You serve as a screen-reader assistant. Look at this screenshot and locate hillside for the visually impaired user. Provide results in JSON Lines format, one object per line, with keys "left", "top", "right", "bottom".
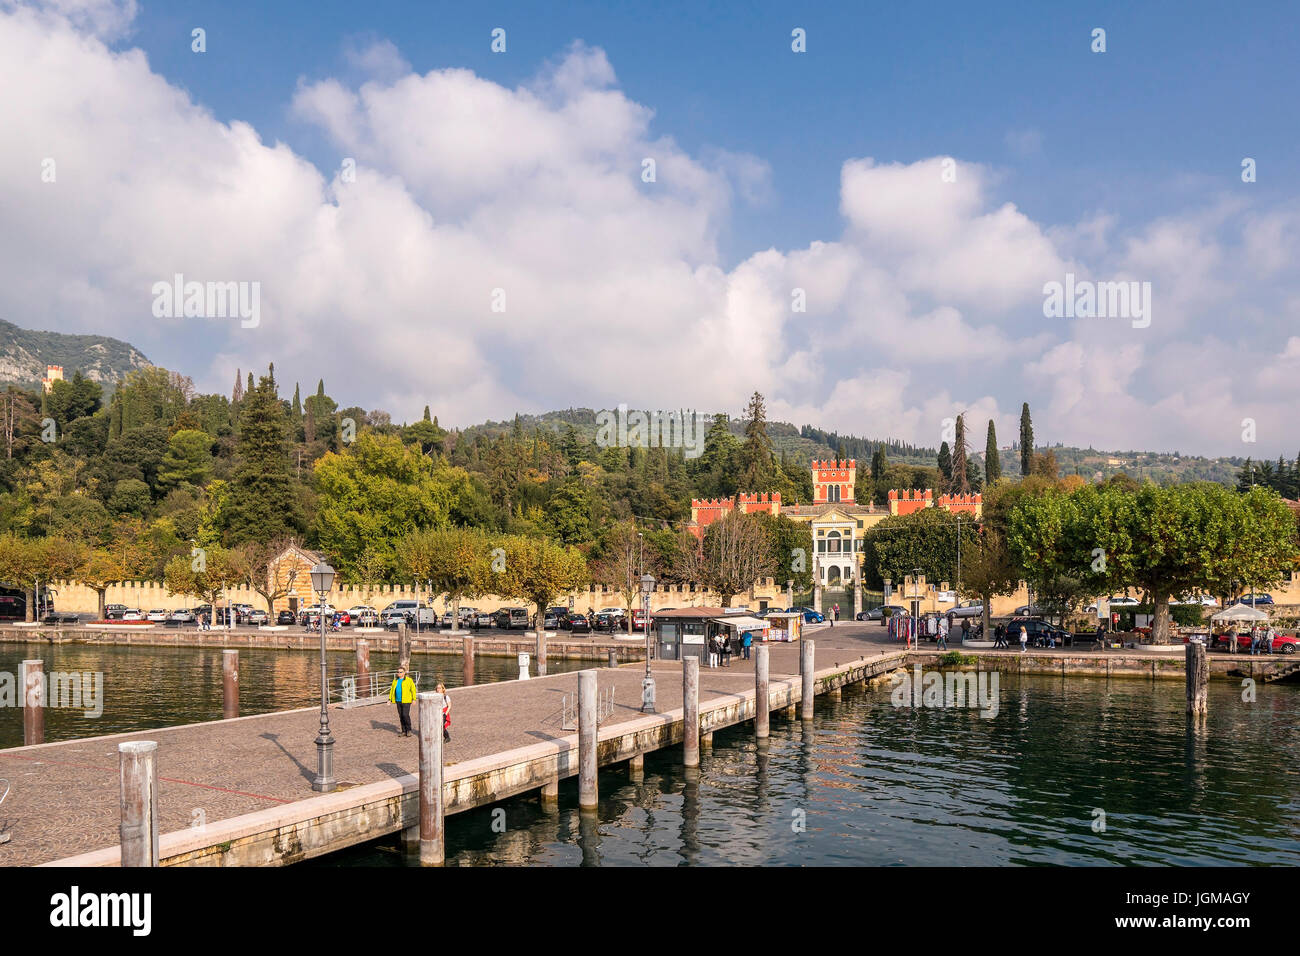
{"left": 0, "top": 318, "right": 152, "bottom": 392}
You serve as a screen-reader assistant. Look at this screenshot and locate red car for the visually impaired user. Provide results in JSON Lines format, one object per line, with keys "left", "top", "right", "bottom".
{"left": 1209, "top": 631, "right": 1297, "bottom": 654}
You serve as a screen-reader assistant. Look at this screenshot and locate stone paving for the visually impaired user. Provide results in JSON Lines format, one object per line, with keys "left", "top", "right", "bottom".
{"left": 0, "top": 623, "right": 882, "bottom": 866}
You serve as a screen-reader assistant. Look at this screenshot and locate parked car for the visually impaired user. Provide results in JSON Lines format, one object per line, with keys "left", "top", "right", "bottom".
{"left": 103, "top": 603, "right": 128, "bottom": 620}
{"left": 145, "top": 609, "right": 169, "bottom": 622}
{"left": 441, "top": 606, "right": 477, "bottom": 628}
{"left": 380, "top": 601, "right": 436, "bottom": 626}
{"left": 121, "top": 608, "right": 143, "bottom": 621}
{"left": 471, "top": 610, "right": 495, "bottom": 629}
{"left": 350, "top": 608, "right": 379, "bottom": 627}
{"left": 494, "top": 607, "right": 530, "bottom": 630}
{"left": 1212, "top": 630, "right": 1296, "bottom": 654}
{"left": 950, "top": 601, "right": 984, "bottom": 618}
{"left": 246, "top": 609, "right": 269, "bottom": 626}
{"left": 1232, "top": 593, "right": 1275, "bottom": 607}
{"left": 276, "top": 610, "right": 296, "bottom": 626}
{"left": 543, "top": 606, "right": 569, "bottom": 629}
{"left": 594, "top": 609, "right": 625, "bottom": 632}
{"left": 1171, "top": 594, "right": 1219, "bottom": 607}
{"left": 166, "top": 608, "right": 196, "bottom": 625}
{"left": 788, "top": 606, "right": 825, "bottom": 624}
{"left": 299, "top": 604, "right": 337, "bottom": 624}
{"left": 566, "top": 612, "right": 591, "bottom": 634}
{"left": 1005, "top": 617, "right": 1073, "bottom": 647}
{"left": 859, "top": 604, "right": 907, "bottom": 622}
{"left": 345, "top": 605, "right": 377, "bottom": 622}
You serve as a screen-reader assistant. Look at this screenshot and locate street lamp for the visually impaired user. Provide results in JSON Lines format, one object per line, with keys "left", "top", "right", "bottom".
{"left": 310, "top": 561, "right": 337, "bottom": 792}
{"left": 640, "top": 572, "right": 656, "bottom": 713}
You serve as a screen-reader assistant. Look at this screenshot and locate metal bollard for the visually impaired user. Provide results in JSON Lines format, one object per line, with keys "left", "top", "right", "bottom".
{"left": 222, "top": 649, "right": 239, "bottom": 719}
{"left": 683, "top": 656, "right": 700, "bottom": 767}
{"left": 755, "top": 644, "right": 770, "bottom": 739}
{"left": 119, "top": 741, "right": 159, "bottom": 867}
{"left": 417, "top": 691, "right": 445, "bottom": 865}
{"left": 578, "top": 670, "right": 598, "bottom": 810}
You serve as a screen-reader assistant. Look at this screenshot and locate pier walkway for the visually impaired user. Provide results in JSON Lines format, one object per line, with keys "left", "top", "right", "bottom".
{"left": 0, "top": 625, "right": 891, "bottom": 866}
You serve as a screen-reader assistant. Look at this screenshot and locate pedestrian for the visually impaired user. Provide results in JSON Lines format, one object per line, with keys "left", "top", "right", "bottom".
{"left": 721, "top": 633, "right": 733, "bottom": 667}
{"left": 1019, "top": 624, "right": 1029, "bottom": 654}
{"left": 833, "top": 603, "right": 839, "bottom": 626}
{"left": 742, "top": 630, "right": 753, "bottom": 660}
{"left": 435, "top": 681, "right": 451, "bottom": 742}
{"left": 936, "top": 617, "right": 948, "bottom": 650}
{"left": 1264, "top": 625, "right": 1275, "bottom": 656}
{"left": 388, "top": 665, "right": 417, "bottom": 737}
{"left": 1249, "top": 624, "right": 1260, "bottom": 656}
{"left": 708, "top": 633, "right": 719, "bottom": 668}
{"left": 961, "top": 618, "right": 971, "bottom": 641}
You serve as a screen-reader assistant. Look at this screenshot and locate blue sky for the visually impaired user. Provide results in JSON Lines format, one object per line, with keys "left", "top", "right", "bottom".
{"left": 129, "top": 0, "right": 1295, "bottom": 262}
{"left": 2, "top": 0, "right": 1298, "bottom": 457}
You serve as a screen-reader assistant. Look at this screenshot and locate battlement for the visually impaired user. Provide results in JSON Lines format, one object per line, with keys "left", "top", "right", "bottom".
{"left": 810, "top": 459, "right": 855, "bottom": 471}
{"left": 736, "top": 492, "right": 781, "bottom": 505}
{"left": 937, "top": 493, "right": 982, "bottom": 507}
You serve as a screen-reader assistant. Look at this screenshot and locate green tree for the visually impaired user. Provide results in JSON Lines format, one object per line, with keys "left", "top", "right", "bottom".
{"left": 738, "top": 391, "right": 778, "bottom": 492}
{"left": 396, "top": 526, "right": 494, "bottom": 629}
{"left": 495, "top": 534, "right": 589, "bottom": 629}
{"left": 223, "top": 368, "right": 304, "bottom": 544}
{"left": 313, "top": 432, "right": 473, "bottom": 577}
{"left": 1019, "top": 403, "right": 1034, "bottom": 477}
{"left": 937, "top": 441, "right": 952, "bottom": 487}
{"left": 984, "top": 420, "right": 1001, "bottom": 483}
{"left": 951, "top": 414, "right": 969, "bottom": 494}
{"left": 45, "top": 372, "right": 102, "bottom": 426}
{"left": 157, "top": 428, "right": 214, "bottom": 491}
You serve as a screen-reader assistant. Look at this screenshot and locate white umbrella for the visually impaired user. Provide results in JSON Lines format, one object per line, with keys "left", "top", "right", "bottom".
{"left": 1210, "top": 604, "right": 1269, "bottom": 622}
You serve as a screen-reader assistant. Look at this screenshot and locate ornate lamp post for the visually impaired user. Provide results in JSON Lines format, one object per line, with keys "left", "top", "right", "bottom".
{"left": 640, "top": 572, "right": 656, "bottom": 713}
{"left": 310, "top": 561, "right": 337, "bottom": 792}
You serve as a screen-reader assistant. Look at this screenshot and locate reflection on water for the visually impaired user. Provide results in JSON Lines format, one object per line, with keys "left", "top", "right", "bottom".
{"left": 0, "top": 641, "right": 585, "bottom": 748}
{"left": 317, "top": 674, "right": 1300, "bottom": 867}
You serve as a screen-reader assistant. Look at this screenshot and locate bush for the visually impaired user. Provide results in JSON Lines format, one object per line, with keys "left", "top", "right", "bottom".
{"left": 937, "top": 650, "right": 976, "bottom": 666}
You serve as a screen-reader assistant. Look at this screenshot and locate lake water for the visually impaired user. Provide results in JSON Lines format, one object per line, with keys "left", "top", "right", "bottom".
{"left": 0, "top": 641, "right": 585, "bottom": 749}
{"left": 318, "top": 672, "right": 1300, "bottom": 866}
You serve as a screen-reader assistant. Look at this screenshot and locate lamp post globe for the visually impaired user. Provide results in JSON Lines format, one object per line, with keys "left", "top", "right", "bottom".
{"left": 310, "top": 561, "right": 337, "bottom": 792}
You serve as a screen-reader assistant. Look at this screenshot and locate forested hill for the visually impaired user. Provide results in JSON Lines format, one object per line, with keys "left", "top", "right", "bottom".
{"left": 0, "top": 319, "right": 151, "bottom": 392}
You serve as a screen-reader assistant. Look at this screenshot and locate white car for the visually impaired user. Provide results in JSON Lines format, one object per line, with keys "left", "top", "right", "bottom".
{"left": 1172, "top": 594, "right": 1218, "bottom": 607}
{"left": 122, "top": 608, "right": 143, "bottom": 621}
{"left": 146, "top": 609, "right": 169, "bottom": 622}
{"left": 1084, "top": 596, "right": 1141, "bottom": 612}
{"left": 442, "top": 606, "right": 477, "bottom": 627}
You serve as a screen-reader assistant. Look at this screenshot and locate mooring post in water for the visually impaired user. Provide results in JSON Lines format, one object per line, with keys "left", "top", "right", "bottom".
{"left": 608, "top": 648, "right": 618, "bottom": 668}
{"left": 119, "top": 741, "right": 159, "bottom": 867}
{"left": 540, "top": 775, "right": 559, "bottom": 809}
{"left": 417, "top": 691, "right": 445, "bottom": 865}
{"left": 800, "top": 639, "right": 815, "bottom": 720}
{"left": 1186, "top": 641, "right": 1208, "bottom": 718}
{"left": 701, "top": 731, "right": 713, "bottom": 750}
{"left": 578, "top": 669, "right": 598, "bottom": 810}
{"left": 20, "top": 659, "right": 44, "bottom": 746}
{"left": 629, "top": 752, "right": 644, "bottom": 779}
{"left": 535, "top": 627, "right": 548, "bottom": 677}
{"left": 356, "top": 639, "right": 370, "bottom": 694}
{"left": 397, "top": 621, "right": 411, "bottom": 670}
{"left": 755, "top": 644, "right": 770, "bottom": 739}
{"left": 222, "top": 649, "right": 239, "bottom": 719}
{"left": 683, "top": 655, "right": 700, "bottom": 767}
{"left": 461, "top": 637, "right": 474, "bottom": 687}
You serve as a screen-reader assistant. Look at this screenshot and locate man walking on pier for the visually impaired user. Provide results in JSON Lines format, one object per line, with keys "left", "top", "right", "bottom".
{"left": 389, "top": 666, "right": 417, "bottom": 737}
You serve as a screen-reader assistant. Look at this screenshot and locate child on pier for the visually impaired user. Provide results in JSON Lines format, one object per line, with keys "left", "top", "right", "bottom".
{"left": 436, "top": 682, "right": 451, "bottom": 742}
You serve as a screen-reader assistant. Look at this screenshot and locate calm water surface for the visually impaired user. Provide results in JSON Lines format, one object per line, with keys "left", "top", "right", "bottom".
{"left": 0, "top": 641, "right": 584, "bottom": 748}
{"left": 318, "top": 674, "right": 1300, "bottom": 866}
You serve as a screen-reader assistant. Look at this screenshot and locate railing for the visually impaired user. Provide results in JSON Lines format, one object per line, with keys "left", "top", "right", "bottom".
{"left": 560, "top": 685, "right": 615, "bottom": 731}
{"left": 327, "top": 669, "right": 421, "bottom": 708}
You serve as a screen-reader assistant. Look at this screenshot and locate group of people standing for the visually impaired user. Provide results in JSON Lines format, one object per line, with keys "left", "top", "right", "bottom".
{"left": 889, "top": 611, "right": 972, "bottom": 649}
{"left": 707, "top": 630, "right": 754, "bottom": 667}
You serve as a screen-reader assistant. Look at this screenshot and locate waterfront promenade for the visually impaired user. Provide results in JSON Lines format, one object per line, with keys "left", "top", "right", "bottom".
{"left": 3, "top": 622, "right": 1294, "bottom": 867}
{"left": 0, "top": 624, "right": 892, "bottom": 866}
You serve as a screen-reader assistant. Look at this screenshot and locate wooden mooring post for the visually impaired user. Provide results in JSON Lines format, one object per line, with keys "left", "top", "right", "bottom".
{"left": 118, "top": 741, "right": 159, "bottom": 867}
{"left": 1186, "top": 642, "right": 1208, "bottom": 719}
{"left": 800, "top": 639, "right": 815, "bottom": 720}
{"left": 683, "top": 655, "right": 700, "bottom": 767}
{"left": 578, "top": 670, "right": 598, "bottom": 810}
{"left": 356, "top": 639, "right": 370, "bottom": 691}
{"left": 755, "top": 644, "right": 770, "bottom": 739}
{"left": 461, "top": 637, "right": 474, "bottom": 687}
{"left": 417, "top": 691, "right": 446, "bottom": 865}
{"left": 20, "top": 659, "right": 43, "bottom": 746}
{"left": 222, "top": 649, "right": 239, "bottom": 719}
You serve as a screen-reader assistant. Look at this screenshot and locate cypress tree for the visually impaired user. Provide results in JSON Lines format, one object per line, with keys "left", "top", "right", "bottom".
{"left": 291, "top": 383, "right": 302, "bottom": 420}
{"left": 423, "top": 405, "right": 432, "bottom": 422}
{"left": 951, "top": 414, "right": 969, "bottom": 493}
{"left": 937, "top": 441, "right": 952, "bottom": 486}
{"left": 224, "top": 366, "right": 304, "bottom": 543}
{"left": 985, "top": 420, "right": 1001, "bottom": 483}
{"left": 232, "top": 369, "right": 244, "bottom": 405}
{"left": 1019, "top": 403, "right": 1034, "bottom": 476}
